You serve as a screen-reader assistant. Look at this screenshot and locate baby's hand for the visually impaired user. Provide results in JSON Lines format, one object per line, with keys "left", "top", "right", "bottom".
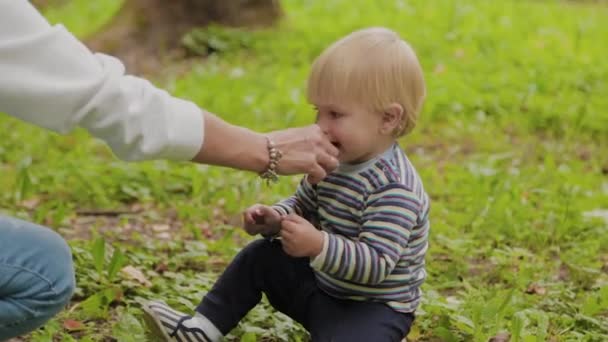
{"left": 242, "top": 204, "right": 282, "bottom": 236}
{"left": 280, "top": 214, "right": 324, "bottom": 257}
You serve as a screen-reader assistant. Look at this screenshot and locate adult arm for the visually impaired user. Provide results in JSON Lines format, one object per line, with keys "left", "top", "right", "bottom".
{"left": 0, "top": 1, "right": 338, "bottom": 180}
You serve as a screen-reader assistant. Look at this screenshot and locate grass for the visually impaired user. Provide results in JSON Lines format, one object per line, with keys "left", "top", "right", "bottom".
{"left": 1, "top": 0, "right": 607, "bottom": 340}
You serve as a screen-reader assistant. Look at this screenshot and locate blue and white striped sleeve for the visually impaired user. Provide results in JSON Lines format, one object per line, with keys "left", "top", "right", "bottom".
{"left": 311, "top": 183, "right": 421, "bottom": 285}
{"left": 272, "top": 177, "right": 317, "bottom": 219}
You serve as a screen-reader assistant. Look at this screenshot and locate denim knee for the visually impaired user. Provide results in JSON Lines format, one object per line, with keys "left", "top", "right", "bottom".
{"left": 0, "top": 217, "right": 75, "bottom": 339}
{"left": 41, "top": 229, "right": 76, "bottom": 311}
{"left": 14, "top": 223, "right": 76, "bottom": 314}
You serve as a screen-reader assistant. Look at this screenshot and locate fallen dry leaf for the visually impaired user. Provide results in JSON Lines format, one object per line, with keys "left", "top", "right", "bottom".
{"left": 156, "top": 232, "right": 171, "bottom": 240}
{"left": 63, "top": 319, "right": 85, "bottom": 331}
{"left": 20, "top": 197, "right": 41, "bottom": 210}
{"left": 526, "top": 283, "right": 547, "bottom": 295}
{"left": 454, "top": 48, "right": 465, "bottom": 59}
{"left": 200, "top": 222, "right": 213, "bottom": 238}
{"left": 121, "top": 265, "right": 152, "bottom": 287}
{"left": 155, "top": 262, "right": 169, "bottom": 274}
{"left": 433, "top": 63, "right": 446, "bottom": 75}
{"left": 152, "top": 223, "right": 170, "bottom": 232}
{"left": 489, "top": 332, "right": 510, "bottom": 342}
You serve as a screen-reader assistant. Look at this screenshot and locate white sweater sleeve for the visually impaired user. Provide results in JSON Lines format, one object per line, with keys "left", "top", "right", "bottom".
{"left": 0, "top": 0, "right": 204, "bottom": 161}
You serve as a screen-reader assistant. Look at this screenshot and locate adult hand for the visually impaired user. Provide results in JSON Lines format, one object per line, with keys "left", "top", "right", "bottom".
{"left": 280, "top": 214, "right": 324, "bottom": 258}
{"left": 242, "top": 204, "right": 282, "bottom": 236}
{"left": 267, "top": 125, "right": 339, "bottom": 184}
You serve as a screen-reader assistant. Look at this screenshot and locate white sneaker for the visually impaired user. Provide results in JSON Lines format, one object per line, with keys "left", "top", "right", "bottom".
{"left": 142, "top": 300, "right": 214, "bottom": 342}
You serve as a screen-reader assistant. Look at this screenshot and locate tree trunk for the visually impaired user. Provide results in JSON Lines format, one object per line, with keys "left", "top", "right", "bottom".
{"left": 87, "top": 0, "right": 282, "bottom": 75}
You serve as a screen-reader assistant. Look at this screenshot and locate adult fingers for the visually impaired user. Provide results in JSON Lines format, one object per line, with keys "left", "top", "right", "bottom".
{"left": 306, "top": 163, "right": 327, "bottom": 185}
{"left": 268, "top": 125, "right": 336, "bottom": 178}
{"left": 316, "top": 149, "right": 339, "bottom": 175}
{"left": 311, "top": 124, "right": 339, "bottom": 157}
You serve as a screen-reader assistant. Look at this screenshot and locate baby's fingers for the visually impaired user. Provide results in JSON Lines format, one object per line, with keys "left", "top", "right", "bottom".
{"left": 258, "top": 206, "right": 281, "bottom": 220}
{"left": 242, "top": 212, "right": 255, "bottom": 226}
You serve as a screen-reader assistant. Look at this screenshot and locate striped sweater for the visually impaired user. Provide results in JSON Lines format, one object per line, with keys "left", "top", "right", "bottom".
{"left": 273, "top": 143, "right": 430, "bottom": 313}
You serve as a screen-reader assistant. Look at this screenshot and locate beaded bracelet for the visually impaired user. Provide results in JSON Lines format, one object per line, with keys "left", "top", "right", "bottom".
{"left": 259, "top": 136, "right": 283, "bottom": 184}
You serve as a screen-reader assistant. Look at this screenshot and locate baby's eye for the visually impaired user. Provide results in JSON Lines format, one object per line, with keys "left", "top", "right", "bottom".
{"left": 329, "top": 111, "right": 342, "bottom": 119}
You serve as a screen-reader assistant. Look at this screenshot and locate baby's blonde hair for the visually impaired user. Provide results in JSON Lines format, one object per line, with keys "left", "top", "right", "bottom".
{"left": 307, "top": 27, "right": 426, "bottom": 136}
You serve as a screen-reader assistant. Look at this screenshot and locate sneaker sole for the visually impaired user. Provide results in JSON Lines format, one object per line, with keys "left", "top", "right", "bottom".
{"left": 142, "top": 301, "right": 174, "bottom": 342}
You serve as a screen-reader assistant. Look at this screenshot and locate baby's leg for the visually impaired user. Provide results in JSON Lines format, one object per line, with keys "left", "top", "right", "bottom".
{"left": 197, "top": 238, "right": 318, "bottom": 333}
{"left": 305, "top": 293, "right": 415, "bottom": 342}
{"left": 144, "top": 238, "right": 317, "bottom": 341}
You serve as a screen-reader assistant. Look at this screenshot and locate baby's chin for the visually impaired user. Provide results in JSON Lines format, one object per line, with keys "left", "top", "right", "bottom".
{"left": 335, "top": 150, "right": 348, "bottom": 163}
{"left": 337, "top": 154, "right": 360, "bottom": 165}
{"left": 340, "top": 152, "right": 378, "bottom": 165}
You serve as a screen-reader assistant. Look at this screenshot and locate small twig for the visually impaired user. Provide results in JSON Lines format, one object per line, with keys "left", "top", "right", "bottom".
{"left": 75, "top": 209, "right": 140, "bottom": 217}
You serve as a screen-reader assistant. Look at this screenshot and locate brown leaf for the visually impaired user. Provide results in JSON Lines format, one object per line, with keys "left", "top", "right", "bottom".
{"left": 434, "top": 253, "right": 452, "bottom": 261}
{"left": 454, "top": 48, "right": 465, "bottom": 59}
{"left": 433, "top": 63, "right": 446, "bottom": 75}
{"left": 207, "top": 256, "right": 229, "bottom": 272}
{"left": 63, "top": 319, "right": 85, "bottom": 331}
{"left": 113, "top": 289, "right": 124, "bottom": 302}
{"left": 489, "top": 332, "right": 510, "bottom": 342}
{"left": 200, "top": 222, "right": 213, "bottom": 238}
{"left": 156, "top": 232, "right": 171, "bottom": 240}
{"left": 577, "top": 147, "right": 591, "bottom": 161}
{"left": 121, "top": 265, "right": 152, "bottom": 287}
{"left": 558, "top": 263, "right": 570, "bottom": 281}
{"left": 155, "top": 262, "right": 169, "bottom": 274}
{"left": 152, "top": 224, "right": 170, "bottom": 232}
{"left": 525, "top": 283, "right": 546, "bottom": 295}
{"left": 76, "top": 208, "right": 134, "bottom": 216}
{"left": 20, "top": 197, "right": 40, "bottom": 210}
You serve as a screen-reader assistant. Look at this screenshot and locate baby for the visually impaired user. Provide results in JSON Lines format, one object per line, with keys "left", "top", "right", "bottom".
{"left": 145, "top": 27, "right": 429, "bottom": 342}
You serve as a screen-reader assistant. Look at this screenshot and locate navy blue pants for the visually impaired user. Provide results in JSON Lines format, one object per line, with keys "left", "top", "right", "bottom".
{"left": 196, "top": 239, "right": 414, "bottom": 341}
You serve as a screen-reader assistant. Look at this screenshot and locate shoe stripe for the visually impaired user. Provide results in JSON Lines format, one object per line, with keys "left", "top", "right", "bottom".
{"left": 150, "top": 302, "right": 184, "bottom": 315}
{"left": 175, "top": 316, "right": 212, "bottom": 342}
{"left": 146, "top": 301, "right": 213, "bottom": 342}
{"left": 186, "top": 329, "right": 207, "bottom": 342}
{"left": 155, "top": 310, "right": 181, "bottom": 328}
{"left": 154, "top": 310, "right": 189, "bottom": 327}
{"left": 193, "top": 330, "right": 210, "bottom": 342}
{"left": 177, "top": 330, "right": 193, "bottom": 342}
{"left": 161, "top": 319, "right": 179, "bottom": 333}
{"left": 179, "top": 326, "right": 212, "bottom": 342}
{"left": 180, "top": 329, "right": 208, "bottom": 342}
{"left": 150, "top": 303, "right": 184, "bottom": 320}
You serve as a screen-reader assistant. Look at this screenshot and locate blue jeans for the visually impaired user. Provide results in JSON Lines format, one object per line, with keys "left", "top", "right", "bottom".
{"left": 0, "top": 216, "right": 75, "bottom": 340}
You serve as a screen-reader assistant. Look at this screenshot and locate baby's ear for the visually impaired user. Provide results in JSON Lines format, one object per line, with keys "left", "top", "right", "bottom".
{"left": 380, "top": 103, "right": 404, "bottom": 135}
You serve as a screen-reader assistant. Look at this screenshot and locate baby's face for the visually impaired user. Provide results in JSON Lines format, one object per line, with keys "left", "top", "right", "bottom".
{"left": 314, "top": 102, "right": 388, "bottom": 164}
